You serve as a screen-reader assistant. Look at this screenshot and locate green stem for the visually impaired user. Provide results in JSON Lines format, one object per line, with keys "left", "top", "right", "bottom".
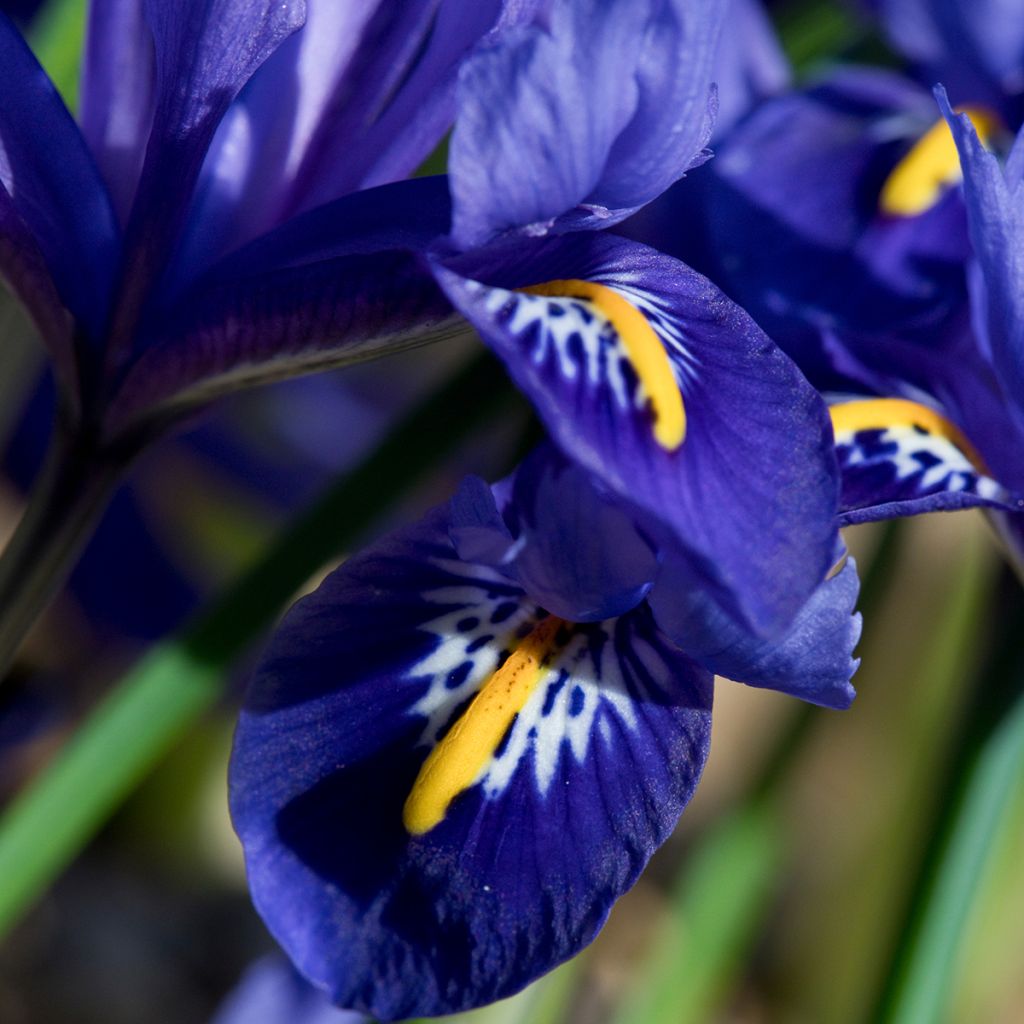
{"left": 0, "top": 430, "right": 123, "bottom": 681}
{"left": 0, "top": 351, "right": 513, "bottom": 936}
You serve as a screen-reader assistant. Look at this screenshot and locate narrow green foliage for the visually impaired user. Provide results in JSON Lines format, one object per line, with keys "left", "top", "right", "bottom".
{"left": 611, "top": 801, "right": 784, "bottom": 1024}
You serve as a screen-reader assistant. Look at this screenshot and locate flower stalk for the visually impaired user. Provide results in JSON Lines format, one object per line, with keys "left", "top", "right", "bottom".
{"left": 0, "top": 425, "right": 126, "bottom": 681}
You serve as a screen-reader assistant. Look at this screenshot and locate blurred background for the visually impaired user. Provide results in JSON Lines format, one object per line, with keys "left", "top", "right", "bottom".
{"left": 1, "top": 0, "right": 1023, "bottom": 1022}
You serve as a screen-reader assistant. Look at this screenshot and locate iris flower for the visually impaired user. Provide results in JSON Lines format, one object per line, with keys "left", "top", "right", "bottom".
{"left": 225, "top": 0, "right": 860, "bottom": 1016}
{"left": 230, "top": 442, "right": 861, "bottom": 1020}
{"left": 635, "top": 0, "right": 1024, "bottom": 559}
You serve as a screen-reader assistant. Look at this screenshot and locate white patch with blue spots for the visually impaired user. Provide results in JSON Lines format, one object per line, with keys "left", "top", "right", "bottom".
{"left": 836, "top": 423, "right": 1005, "bottom": 501}
{"left": 406, "top": 569, "right": 641, "bottom": 802}
{"left": 462, "top": 281, "right": 693, "bottom": 416}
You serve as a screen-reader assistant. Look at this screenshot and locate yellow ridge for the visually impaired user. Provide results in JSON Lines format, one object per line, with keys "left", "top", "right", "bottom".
{"left": 829, "top": 397, "right": 986, "bottom": 472}
{"left": 880, "top": 106, "right": 999, "bottom": 216}
{"left": 403, "top": 616, "right": 566, "bottom": 835}
{"left": 521, "top": 279, "right": 686, "bottom": 450}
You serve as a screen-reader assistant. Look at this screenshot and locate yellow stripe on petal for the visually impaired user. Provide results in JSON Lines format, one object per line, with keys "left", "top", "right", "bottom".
{"left": 879, "top": 107, "right": 999, "bottom": 217}
{"left": 403, "top": 616, "right": 567, "bottom": 835}
{"left": 829, "top": 397, "right": 987, "bottom": 472}
{"left": 521, "top": 279, "right": 686, "bottom": 450}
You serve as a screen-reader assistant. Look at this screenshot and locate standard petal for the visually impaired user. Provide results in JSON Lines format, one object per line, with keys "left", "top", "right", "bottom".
{"left": 0, "top": 195, "right": 76, "bottom": 396}
{"left": 110, "top": 0, "right": 305, "bottom": 344}
{"left": 449, "top": 445, "right": 659, "bottom": 622}
{"left": 650, "top": 557, "right": 861, "bottom": 710}
{"left": 448, "top": 0, "right": 721, "bottom": 248}
{"left": 830, "top": 396, "right": 1024, "bottom": 524}
{"left": 435, "top": 233, "right": 840, "bottom": 637}
{"left": 230, "top": 507, "right": 712, "bottom": 1020}
{"left": 943, "top": 94, "right": 1024, "bottom": 434}
{"left": 104, "top": 177, "right": 460, "bottom": 435}
{"left": 0, "top": 14, "right": 120, "bottom": 350}
{"left": 174, "top": 0, "right": 543, "bottom": 284}
{"left": 80, "top": 0, "right": 156, "bottom": 223}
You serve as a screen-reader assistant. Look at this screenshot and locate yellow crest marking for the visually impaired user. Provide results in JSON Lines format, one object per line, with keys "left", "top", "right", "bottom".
{"left": 879, "top": 107, "right": 999, "bottom": 217}
{"left": 520, "top": 279, "right": 686, "bottom": 450}
{"left": 829, "top": 397, "right": 987, "bottom": 472}
{"left": 403, "top": 615, "right": 567, "bottom": 836}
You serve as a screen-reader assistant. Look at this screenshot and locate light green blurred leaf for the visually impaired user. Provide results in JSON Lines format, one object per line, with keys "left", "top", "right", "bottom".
{"left": 28, "top": 0, "right": 87, "bottom": 113}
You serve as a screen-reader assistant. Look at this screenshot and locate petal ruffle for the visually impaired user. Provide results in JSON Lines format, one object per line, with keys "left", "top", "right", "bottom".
{"left": 435, "top": 233, "right": 840, "bottom": 637}
{"left": 230, "top": 506, "right": 712, "bottom": 1021}
{"left": 448, "top": 0, "right": 721, "bottom": 248}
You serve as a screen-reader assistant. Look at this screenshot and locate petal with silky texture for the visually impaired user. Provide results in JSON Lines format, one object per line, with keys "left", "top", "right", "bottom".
{"left": 230, "top": 505, "right": 712, "bottom": 1021}
{"left": 943, "top": 94, "right": 1024, "bottom": 435}
{"left": 448, "top": 0, "right": 721, "bottom": 248}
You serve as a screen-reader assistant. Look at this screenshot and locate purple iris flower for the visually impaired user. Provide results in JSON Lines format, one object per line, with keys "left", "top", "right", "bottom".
{"left": 631, "top": 0, "right": 1024, "bottom": 560}
{"left": 230, "top": 441, "right": 860, "bottom": 1020}
{"left": 224, "top": 0, "right": 857, "bottom": 1015}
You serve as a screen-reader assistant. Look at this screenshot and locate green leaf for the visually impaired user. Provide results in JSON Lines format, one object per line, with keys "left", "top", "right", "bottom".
{"left": 879, "top": 581, "right": 1024, "bottom": 1024}
{"left": 610, "top": 800, "right": 784, "bottom": 1024}
{"left": 28, "top": 0, "right": 88, "bottom": 113}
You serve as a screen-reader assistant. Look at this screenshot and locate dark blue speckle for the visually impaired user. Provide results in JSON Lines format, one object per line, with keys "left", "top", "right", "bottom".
{"left": 490, "top": 601, "right": 518, "bottom": 625}
{"left": 457, "top": 616, "right": 480, "bottom": 633}
{"left": 446, "top": 661, "right": 473, "bottom": 690}
{"left": 541, "top": 673, "right": 568, "bottom": 716}
{"left": 568, "top": 685, "right": 586, "bottom": 717}
{"left": 466, "top": 633, "right": 494, "bottom": 654}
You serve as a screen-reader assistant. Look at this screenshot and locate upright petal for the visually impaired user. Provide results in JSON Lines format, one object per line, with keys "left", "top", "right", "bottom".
{"left": 175, "top": 0, "right": 537, "bottom": 281}
{"left": 79, "top": 0, "right": 156, "bottom": 223}
{"left": 435, "top": 233, "right": 840, "bottom": 637}
{"left": 943, "top": 93, "right": 1024, "bottom": 434}
{"left": 0, "top": 14, "right": 120, "bottom": 354}
{"left": 230, "top": 506, "right": 712, "bottom": 1020}
{"left": 449, "top": 0, "right": 721, "bottom": 248}
{"left": 109, "top": 0, "right": 305, "bottom": 351}
{"left": 868, "top": 0, "right": 1024, "bottom": 118}
{"left": 709, "top": 0, "right": 789, "bottom": 138}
